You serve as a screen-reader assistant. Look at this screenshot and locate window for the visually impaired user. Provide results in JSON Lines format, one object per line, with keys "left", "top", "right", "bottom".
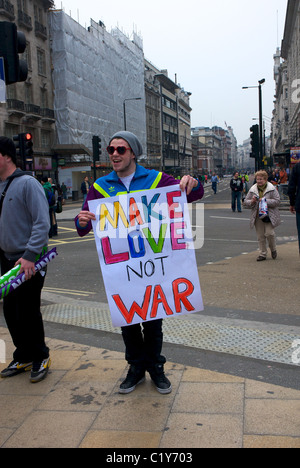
{"left": 34, "top": 5, "right": 43, "bottom": 23}
{"left": 41, "top": 130, "right": 51, "bottom": 148}
{"left": 37, "top": 48, "right": 46, "bottom": 75}
{"left": 25, "top": 83, "right": 32, "bottom": 104}
{"left": 21, "top": 41, "right": 31, "bottom": 70}
{"left": 17, "top": 0, "right": 27, "bottom": 12}
{"left": 40, "top": 88, "right": 48, "bottom": 108}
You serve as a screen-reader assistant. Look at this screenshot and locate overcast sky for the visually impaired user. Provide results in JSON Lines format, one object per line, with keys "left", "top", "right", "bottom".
{"left": 54, "top": 0, "right": 288, "bottom": 145}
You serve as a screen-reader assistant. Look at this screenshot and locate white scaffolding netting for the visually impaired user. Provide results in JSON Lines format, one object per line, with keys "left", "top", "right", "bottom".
{"left": 48, "top": 11, "right": 147, "bottom": 158}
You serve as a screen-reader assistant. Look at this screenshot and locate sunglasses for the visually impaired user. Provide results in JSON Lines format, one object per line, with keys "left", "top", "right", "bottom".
{"left": 106, "top": 146, "right": 131, "bottom": 155}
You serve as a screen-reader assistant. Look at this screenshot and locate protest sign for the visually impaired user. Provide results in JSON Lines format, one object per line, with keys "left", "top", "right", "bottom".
{"left": 89, "top": 186, "right": 203, "bottom": 327}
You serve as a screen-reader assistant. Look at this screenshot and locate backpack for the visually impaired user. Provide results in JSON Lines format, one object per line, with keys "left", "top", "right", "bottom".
{"left": 46, "top": 188, "right": 56, "bottom": 207}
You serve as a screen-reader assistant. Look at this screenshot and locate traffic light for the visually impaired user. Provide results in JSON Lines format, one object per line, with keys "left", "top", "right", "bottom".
{"left": 13, "top": 133, "right": 24, "bottom": 162}
{"left": 24, "top": 132, "right": 33, "bottom": 162}
{"left": 12, "top": 132, "right": 33, "bottom": 168}
{"left": 92, "top": 135, "right": 102, "bottom": 160}
{"left": 250, "top": 125, "right": 259, "bottom": 159}
{"left": 0, "top": 21, "right": 28, "bottom": 85}
{"left": 92, "top": 135, "right": 102, "bottom": 180}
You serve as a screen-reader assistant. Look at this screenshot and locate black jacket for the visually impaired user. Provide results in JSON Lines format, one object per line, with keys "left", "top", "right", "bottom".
{"left": 230, "top": 177, "right": 243, "bottom": 192}
{"left": 288, "top": 162, "right": 300, "bottom": 213}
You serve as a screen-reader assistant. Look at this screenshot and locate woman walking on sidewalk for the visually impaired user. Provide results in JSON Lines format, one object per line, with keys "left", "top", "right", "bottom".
{"left": 244, "top": 170, "right": 281, "bottom": 261}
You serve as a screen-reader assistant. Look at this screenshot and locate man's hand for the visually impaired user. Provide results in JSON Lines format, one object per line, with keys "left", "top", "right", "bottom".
{"left": 77, "top": 210, "right": 96, "bottom": 228}
{"left": 290, "top": 206, "right": 296, "bottom": 215}
{"left": 179, "top": 175, "right": 198, "bottom": 195}
{"left": 15, "top": 258, "right": 35, "bottom": 281}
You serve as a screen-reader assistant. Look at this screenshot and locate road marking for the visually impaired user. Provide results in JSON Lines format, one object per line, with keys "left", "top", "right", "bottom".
{"left": 43, "top": 287, "right": 96, "bottom": 297}
{"left": 204, "top": 238, "right": 257, "bottom": 243}
{"left": 210, "top": 216, "right": 249, "bottom": 221}
{"left": 49, "top": 235, "right": 94, "bottom": 246}
{"left": 57, "top": 226, "right": 77, "bottom": 232}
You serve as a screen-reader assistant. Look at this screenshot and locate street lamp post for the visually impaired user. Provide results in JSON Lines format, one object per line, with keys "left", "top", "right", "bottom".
{"left": 242, "top": 79, "right": 265, "bottom": 170}
{"left": 123, "top": 97, "right": 142, "bottom": 130}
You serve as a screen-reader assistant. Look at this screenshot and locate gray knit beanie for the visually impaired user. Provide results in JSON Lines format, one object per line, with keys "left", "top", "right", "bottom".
{"left": 109, "top": 131, "right": 143, "bottom": 158}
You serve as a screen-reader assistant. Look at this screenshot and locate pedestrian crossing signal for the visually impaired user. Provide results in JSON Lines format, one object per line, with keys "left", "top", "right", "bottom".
{"left": 0, "top": 21, "right": 28, "bottom": 85}
{"left": 24, "top": 132, "right": 33, "bottom": 160}
{"left": 12, "top": 132, "right": 33, "bottom": 168}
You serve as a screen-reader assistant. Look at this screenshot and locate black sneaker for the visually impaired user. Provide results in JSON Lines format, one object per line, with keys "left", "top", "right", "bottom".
{"left": 30, "top": 357, "right": 51, "bottom": 383}
{"left": 149, "top": 364, "right": 172, "bottom": 394}
{"left": 0, "top": 360, "right": 32, "bottom": 378}
{"left": 119, "top": 366, "right": 145, "bottom": 394}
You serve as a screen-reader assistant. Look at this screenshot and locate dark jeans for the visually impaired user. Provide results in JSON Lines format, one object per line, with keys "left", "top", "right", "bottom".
{"left": 232, "top": 191, "right": 242, "bottom": 212}
{"left": 297, "top": 212, "right": 300, "bottom": 252}
{"left": 1, "top": 255, "right": 49, "bottom": 363}
{"left": 121, "top": 319, "right": 165, "bottom": 371}
{"left": 49, "top": 206, "right": 57, "bottom": 237}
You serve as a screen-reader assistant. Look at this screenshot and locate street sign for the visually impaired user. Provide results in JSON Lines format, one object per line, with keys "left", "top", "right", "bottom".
{"left": 0, "top": 57, "right": 6, "bottom": 102}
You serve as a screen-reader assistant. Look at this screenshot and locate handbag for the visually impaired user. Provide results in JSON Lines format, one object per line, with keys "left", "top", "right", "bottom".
{"left": 56, "top": 197, "right": 63, "bottom": 214}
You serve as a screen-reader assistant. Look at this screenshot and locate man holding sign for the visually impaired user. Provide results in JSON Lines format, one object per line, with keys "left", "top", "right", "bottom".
{"left": 75, "top": 131, "right": 204, "bottom": 394}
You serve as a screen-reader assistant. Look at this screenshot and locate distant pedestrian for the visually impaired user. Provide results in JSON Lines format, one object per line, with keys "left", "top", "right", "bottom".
{"left": 268, "top": 170, "right": 280, "bottom": 187}
{"left": 81, "top": 176, "right": 90, "bottom": 209}
{"left": 241, "top": 176, "right": 248, "bottom": 202}
{"left": 41, "top": 176, "right": 57, "bottom": 237}
{"left": 61, "top": 182, "right": 68, "bottom": 202}
{"left": 230, "top": 171, "right": 243, "bottom": 212}
{"left": 244, "top": 170, "right": 281, "bottom": 261}
{"left": 211, "top": 173, "right": 218, "bottom": 194}
{"left": 279, "top": 168, "right": 288, "bottom": 184}
{"left": 287, "top": 161, "right": 300, "bottom": 254}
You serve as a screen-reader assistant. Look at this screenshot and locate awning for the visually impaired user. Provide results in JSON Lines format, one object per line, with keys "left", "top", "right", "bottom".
{"left": 51, "top": 144, "right": 92, "bottom": 156}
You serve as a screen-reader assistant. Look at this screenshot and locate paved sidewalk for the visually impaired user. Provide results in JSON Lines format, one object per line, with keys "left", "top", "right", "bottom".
{"left": 0, "top": 323, "right": 300, "bottom": 448}
{"left": 1, "top": 234, "right": 300, "bottom": 448}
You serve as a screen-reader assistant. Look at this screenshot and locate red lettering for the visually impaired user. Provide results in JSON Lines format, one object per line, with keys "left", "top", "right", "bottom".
{"left": 112, "top": 285, "right": 152, "bottom": 324}
{"left": 101, "top": 237, "right": 129, "bottom": 265}
{"left": 167, "top": 190, "right": 183, "bottom": 219}
{"left": 172, "top": 278, "right": 195, "bottom": 313}
{"left": 112, "top": 277, "right": 195, "bottom": 325}
{"left": 129, "top": 197, "right": 144, "bottom": 227}
{"left": 170, "top": 221, "right": 187, "bottom": 250}
{"left": 150, "top": 285, "right": 173, "bottom": 318}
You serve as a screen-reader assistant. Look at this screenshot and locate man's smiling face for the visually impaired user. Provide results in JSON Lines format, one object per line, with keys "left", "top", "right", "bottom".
{"left": 108, "top": 138, "right": 136, "bottom": 177}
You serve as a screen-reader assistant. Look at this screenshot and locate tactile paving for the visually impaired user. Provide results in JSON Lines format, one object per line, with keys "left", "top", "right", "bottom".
{"left": 42, "top": 303, "right": 300, "bottom": 367}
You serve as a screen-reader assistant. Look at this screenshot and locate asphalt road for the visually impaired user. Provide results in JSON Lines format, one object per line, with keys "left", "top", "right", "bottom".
{"left": 44, "top": 179, "right": 298, "bottom": 303}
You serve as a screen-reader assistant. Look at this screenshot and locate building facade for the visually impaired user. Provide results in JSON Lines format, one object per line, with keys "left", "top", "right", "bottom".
{"left": 271, "top": 0, "right": 300, "bottom": 166}
{"left": 144, "top": 61, "right": 193, "bottom": 175}
{"left": 1, "top": 6, "right": 194, "bottom": 193}
{"left": 191, "top": 127, "right": 222, "bottom": 174}
{"left": 177, "top": 86, "right": 193, "bottom": 174}
{"left": 192, "top": 125, "right": 237, "bottom": 174}
{"left": 0, "top": 0, "right": 56, "bottom": 177}
{"left": 144, "top": 59, "right": 162, "bottom": 169}
{"left": 49, "top": 12, "right": 147, "bottom": 194}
